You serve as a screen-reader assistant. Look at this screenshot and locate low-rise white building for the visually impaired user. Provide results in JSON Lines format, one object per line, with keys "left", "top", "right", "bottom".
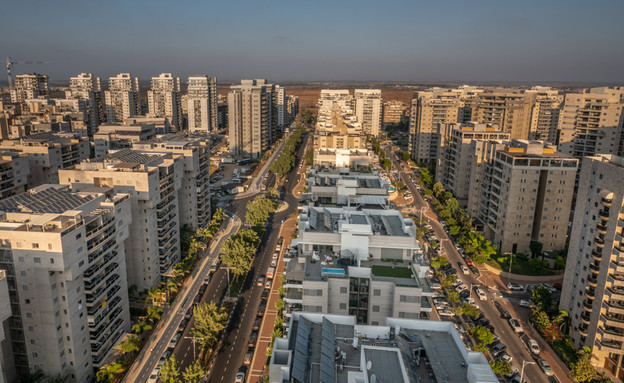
{"left": 306, "top": 168, "right": 388, "bottom": 207}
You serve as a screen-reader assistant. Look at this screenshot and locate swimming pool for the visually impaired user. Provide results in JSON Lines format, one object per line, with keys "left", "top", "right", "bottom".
{"left": 322, "top": 268, "right": 346, "bottom": 276}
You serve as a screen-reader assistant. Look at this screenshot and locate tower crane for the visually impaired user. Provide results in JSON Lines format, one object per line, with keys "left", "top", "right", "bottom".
{"left": 6, "top": 57, "right": 50, "bottom": 90}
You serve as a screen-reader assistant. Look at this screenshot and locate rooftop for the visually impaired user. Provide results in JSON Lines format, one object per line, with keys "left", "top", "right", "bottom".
{"left": 274, "top": 313, "right": 497, "bottom": 383}
{"left": 0, "top": 184, "right": 94, "bottom": 214}
{"left": 302, "top": 207, "right": 410, "bottom": 237}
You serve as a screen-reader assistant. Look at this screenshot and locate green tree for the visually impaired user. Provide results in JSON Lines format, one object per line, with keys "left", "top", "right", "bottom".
{"left": 398, "top": 151, "right": 410, "bottom": 161}
{"left": 221, "top": 229, "right": 260, "bottom": 277}
{"left": 530, "top": 241, "right": 543, "bottom": 259}
{"left": 531, "top": 286, "right": 552, "bottom": 313}
{"left": 489, "top": 360, "right": 512, "bottom": 375}
{"left": 246, "top": 195, "right": 276, "bottom": 229}
{"left": 382, "top": 159, "right": 392, "bottom": 169}
{"left": 147, "top": 306, "right": 164, "bottom": 323}
{"left": 275, "top": 298, "right": 284, "bottom": 312}
{"left": 132, "top": 320, "right": 152, "bottom": 336}
{"left": 554, "top": 310, "right": 571, "bottom": 335}
{"left": 17, "top": 370, "right": 46, "bottom": 383}
{"left": 530, "top": 310, "right": 551, "bottom": 331}
{"left": 114, "top": 335, "right": 141, "bottom": 357}
{"left": 182, "top": 361, "right": 206, "bottom": 383}
{"left": 96, "top": 361, "right": 125, "bottom": 383}
{"left": 441, "top": 274, "right": 457, "bottom": 288}
{"left": 473, "top": 343, "right": 489, "bottom": 353}
{"left": 159, "top": 355, "right": 181, "bottom": 383}
{"left": 461, "top": 303, "right": 481, "bottom": 318}
{"left": 555, "top": 255, "right": 567, "bottom": 270}
{"left": 430, "top": 256, "right": 448, "bottom": 270}
{"left": 447, "top": 291, "right": 460, "bottom": 303}
{"left": 432, "top": 182, "right": 444, "bottom": 198}
{"left": 192, "top": 301, "right": 229, "bottom": 350}
{"left": 570, "top": 353, "right": 597, "bottom": 382}
{"left": 468, "top": 326, "right": 494, "bottom": 345}
{"left": 305, "top": 147, "right": 314, "bottom": 166}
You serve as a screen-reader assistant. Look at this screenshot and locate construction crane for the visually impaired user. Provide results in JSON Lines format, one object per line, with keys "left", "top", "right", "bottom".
{"left": 6, "top": 57, "right": 50, "bottom": 90}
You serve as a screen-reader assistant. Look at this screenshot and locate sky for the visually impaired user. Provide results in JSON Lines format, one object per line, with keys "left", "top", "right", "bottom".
{"left": 1, "top": 0, "right": 623, "bottom": 83}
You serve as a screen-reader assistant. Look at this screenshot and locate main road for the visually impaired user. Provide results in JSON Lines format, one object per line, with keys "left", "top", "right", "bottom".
{"left": 382, "top": 142, "right": 554, "bottom": 383}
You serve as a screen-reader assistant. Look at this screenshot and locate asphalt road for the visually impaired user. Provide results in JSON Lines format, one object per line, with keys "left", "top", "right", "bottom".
{"left": 382, "top": 142, "right": 551, "bottom": 383}
{"left": 205, "top": 131, "right": 310, "bottom": 383}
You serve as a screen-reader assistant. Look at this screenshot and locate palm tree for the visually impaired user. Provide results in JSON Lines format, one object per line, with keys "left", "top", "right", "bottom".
{"left": 165, "top": 279, "right": 180, "bottom": 300}
{"left": 96, "top": 361, "right": 125, "bottom": 383}
{"left": 132, "top": 320, "right": 152, "bottom": 336}
{"left": 554, "top": 310, "right": 571, "bottom": 335}
{"left": 147, "top": 306, "right": 163, "bottom": 323}
{"left": 17, "top": 370, "right": 46, "bottom": 383}
{"left": 115, "top": 335, "right": 141, "bottom": 358}
{"left": 146, "top": 288, "right": 164, "bottom": 306}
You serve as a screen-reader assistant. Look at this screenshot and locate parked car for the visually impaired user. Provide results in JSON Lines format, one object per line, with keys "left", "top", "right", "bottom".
{"left": 468, "top": 265, "right": 480, "bottom": 276}
{"left": 169, "top": 332, "right": 181, "bottom": 348}
{"left": 508, "top": 318, "right": 523, "bottom": 333}
{"left": 464, "top": 258, "right": 474, "bottom": 267}
{"left": 253, "top": 317, "right": 262, "bottom": 331}
{"left": 540, "top": 283, "right": 557, "bottom": 293}
{"left": 248, "top": 332, "right": 258, "bottom": 347}
{"left": 494, "top": 302, "right": 511, "bottom": 319}
{"left": 148, "top": 372, "right": 159, "bottom": 383}
{"left": 235, "top": 372, "right": 245, "bottom": 383}
{"left": 490, "top": 342, "right": 507, "bottom": 356}
{"left": 537, "top": 358, "right": 554, "bottom": 376}
{"left": 257, "top": 302, "right": 266, "bottom": 316}
{"left": 518, "top": 299, "right": 535, "bottom": 309}
{"left": 244, "top": 351, "right": 253, "bottom": 364}
{"left": 528, "top": 339, "right": 541, "bottom": 355}
{"left": 265, "top": 280, "right": 272, "bottom": 289}
{"left": 271, "top": 259, "right": 277, "bottom": 267}
{"left": 507, "top": 282, "right": 524, "bottom": 291}
{"left": 257, "top": 275, "right": 265, "bottom": 287}
{"left": 498, "top": 352, "right": 513, "bottom": 363}
{"left": 460, "top": 265, "right": 470, "bottom": 274}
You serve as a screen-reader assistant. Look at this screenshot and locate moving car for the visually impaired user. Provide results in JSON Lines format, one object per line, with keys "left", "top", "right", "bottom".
{"left": 257, "top": 275, "right": 265, "bottom": 287}
{"left": 475, "top": 287, "right": 487, "bottom": 301}
{"left": 507, "top": 282, "right": 524, "bottom": 291}
{"left": 265, "top": 280, "right": 272, "bottom": 289}
{"left": 460, "top": 265, "right": 470, "bottom": 274}
{"left": 508, "top": 318, "right": 523, "bottom": 333}
{"left": 537, "top": 358, "right": 554, "bottom": 376}
{"left": 494, "top": 302, "right": 511, "bottom": 319}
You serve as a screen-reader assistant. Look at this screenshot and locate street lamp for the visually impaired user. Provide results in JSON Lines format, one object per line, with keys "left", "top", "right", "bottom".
{"left": 520, "top": 360, "right": 536, "bottom": 383}
{"left": 184, "top": 335, "right": 206, "bottom": 361}
{"left": 507, "top": 252, "right": 513, "bottom": 286}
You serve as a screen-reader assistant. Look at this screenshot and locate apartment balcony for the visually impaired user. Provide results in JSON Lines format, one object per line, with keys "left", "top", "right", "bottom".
{"left": 587, "top": 275, "right": 598, "bottom": 288}
{"left": 602, "top": 197, "right": 613, "bottom": 208}
{"left": 597, "top": 339, "right": 623, "bottom": 353}
{"left": 597, "top": 223, "right": 608, "bottom": 235}
{"left": 600, "top": 325, "right": 624, "bottom": 340}
{"left": 586, "top": 286, "right": 596, "bottom": 299}
{"left": 90, "top": 307, "right": 123, "bottom": 341}
{"left": 606, "top": 300, "right": 624, "bottom": 316}
{"left": 87, "top": 239, "right": 116, "bottom": 263}
{"left": 84, "top": 251, "right": 118, "bottom": 279}
{"left": 590, "top": 263, "right": 601, "bottom": 274}
{"left": 603, "top": 314, "right": 624, "bottom": 329}
{"left": 583, "top": 298, "right": 594, "bottom": 311}
{"left": 88, "top": 295, "right": 122, "bottom": 323}
{"left": 87, "top": 227, "right": 117, "bottom": 252}
{"left": 610, "top": 273, "right": 624, "bottom": 287}
{"left": 599, "top": 209, "right": 611, "bottom": 220}
{"left": 579, "top": 325, "right": 588, "bottom": 337}
{"left": 595, "top": 236, "right": 605, "bottom": 248}
{"left": 581, "top": 311, "right": 592, "bottom": 325}
{"left": 592, "top": 250, "right": 603, "bottom": 262}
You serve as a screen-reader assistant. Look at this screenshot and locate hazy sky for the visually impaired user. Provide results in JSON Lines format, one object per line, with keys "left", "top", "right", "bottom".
{"left": 2, "top": 0, "right": 623, "bottom": 83}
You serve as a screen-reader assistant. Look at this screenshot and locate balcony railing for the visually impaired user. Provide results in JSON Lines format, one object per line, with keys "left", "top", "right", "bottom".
{"left": 583, "top": 299, "right": 594, "bottom": 311}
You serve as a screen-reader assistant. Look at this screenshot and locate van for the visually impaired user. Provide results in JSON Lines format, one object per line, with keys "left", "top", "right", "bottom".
{"left": 267, "top": 267, "right": 275, "bottom": 279}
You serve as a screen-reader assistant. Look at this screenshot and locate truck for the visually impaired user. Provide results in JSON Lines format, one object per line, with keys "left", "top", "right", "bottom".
{"left": 237, "top": 159, "right": 251, "bottom": 166}
{"left": 266, "top": 267, "right": 275, "bottom": 279}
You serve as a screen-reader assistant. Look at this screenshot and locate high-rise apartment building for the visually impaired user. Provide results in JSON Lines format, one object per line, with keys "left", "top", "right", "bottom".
{"left": 59, "top": 149, "right": 183, "bottom": 291}
{"left": 0, "top": 150, "right": 30, "bottom": 199}
{"left": 561, "top": 154, "right": 624, "bottom": 381}
{"left": 93, "top": 123, "right": 157, "bottom": 157}
{"left": 383, "top": 100, "right": 407, "bottom": 125}
{"left": 148, "top": 73, "right": 182, "bottom": 131}
{"left": 473, "top": 90, "right": 535, "bottom": 140}
{"left": 187, "top": 76, "right": 217, "bottom": 134}
{"left": 0, "top": 185, "right": 132, "bottom": 382}
{"left": 133, "top": 134, "right": 211, "bottom": 230}
{"left": 526, "top": 87, "right": 563, "bottom": 143}
{"left": 228, "top": 79, "right": 278, "bottom": 158}
{"left": 354, "top": 89, "right": 383, "bottom": 136}
{"left": 409, "top": 90, "right": 460, "bottom": 163}
{"left": 104, "top": 73, "right": 139, "bottom": 123}
{"left": 0, "top": 270, "right": 12, "bottom": 383}
{"left": 10, "top": 73, "right": 49, "bottom": 103}
{"left": 558, "top": 87, "right": 624, "bottom": 159}
{"left": 65, "top": 73, "right": 103, "bottom": 135}
{"left": 436, "top": 123, "right": 509, "bottom": 208}
{"left": 275, "top": 85, "right": 286, "bottom": 127}
{"left": 286, "top": 95, "right": 299, "bottom": 124}
{"left": 0, "top": 132, "right": 91, "bottom": 188}
{"left": 318, "top": 90, "right": 352, "bottom": 112}
{"left": 478, "top": 139, "right": 577, "bottom": 254}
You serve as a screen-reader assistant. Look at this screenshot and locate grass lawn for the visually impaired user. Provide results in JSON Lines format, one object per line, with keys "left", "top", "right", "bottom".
{"left": 492, "top": 256, "right": 555, "bottom": 276}
{"left": 371, "top": 265, "right": 413, "bottom": 279}
{"left": 229, "top": 275, "right": 244, "bottom": 297}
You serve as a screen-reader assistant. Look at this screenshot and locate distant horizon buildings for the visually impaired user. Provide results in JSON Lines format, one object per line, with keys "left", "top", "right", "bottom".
{"left": 148, "top": 73, "right": 182, "bottom": 132}
{"left": 104, "top": 73, "right": 139, "bottom": 123}
{"left": 187, "top": 75, "right": 217, "bottom": 134}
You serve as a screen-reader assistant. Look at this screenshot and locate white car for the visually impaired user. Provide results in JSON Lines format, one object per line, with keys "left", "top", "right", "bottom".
{"left": 528, "top": 339, "right": 541, "bottom": 355}
{"left": 518, "top": 299, "right": 535, "bottom": 309}
{"left": 508, "top": 318, "right": 523, "bottom": 333}
{"left": 537, "top": 358, "right": 554, "bottom": 376}
{"left": 499, "top": 352, "right": 513, "bottom": 363}
{"left": 148, "top": 372, "right": 159, "bottom": 383}
{"left": 507, "top": 282, "right": 524, "bottom": 291}
{"left": 235, "top": 372, "right": 246, "bottom": 383}
{"left": 461, "top": 265, "right": 470, "bottom": 274}
{"left": 475, "top": 288, "right": 487, "bottom": 301}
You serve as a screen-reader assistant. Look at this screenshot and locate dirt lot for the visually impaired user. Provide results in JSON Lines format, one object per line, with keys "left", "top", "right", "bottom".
{"left": 218, "top": 85, "right": 415, "bottom": 110}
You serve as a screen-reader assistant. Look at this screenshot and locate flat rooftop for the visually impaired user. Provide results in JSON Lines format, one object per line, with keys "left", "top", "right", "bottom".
{"left": 0, "top": 184, "right": 94, "bottom": 214}
{"left": 283, "top": 314, "right": 496, "bottom": 383}
{"left": 303, "top": 207, "right": 410, "bottom": 237}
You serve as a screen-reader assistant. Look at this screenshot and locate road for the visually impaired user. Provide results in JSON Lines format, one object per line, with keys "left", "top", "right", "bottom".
{"left": 382, "top": 142, "right": 553, "bottom": 383}
{"left": 123, "top": 212, "right": 241, "bottom": 383}
{"left": 205, "top": 131, "right": 310, "bottom": 383}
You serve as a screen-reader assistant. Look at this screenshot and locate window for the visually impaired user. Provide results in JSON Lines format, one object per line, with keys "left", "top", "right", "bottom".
{"left": 32, "top": 243, "right": 39, "bottom": 249}
{"left": 34, "top": 258, "right": 41, "bottom": 263}
{"left": 373, "top": 305, "right": 380, "bottom": 312}
{"left": 339, "top": 303, "right": 346, "bottom": 310}
{"left": 340, "top": 287, "right": 347, "bottom": 294}
{"left": 373, "top": 289, "right": 381, "bottom": 296}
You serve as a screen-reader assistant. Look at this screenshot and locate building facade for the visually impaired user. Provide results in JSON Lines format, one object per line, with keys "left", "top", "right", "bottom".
{"left": 0, "top": 185, "right": 132, "bottom": 382}
{"left": 10, "top": 73, "right": 49, "bottom": 103}
{"left": 561, "top": 155, "right": 624, "bottom": 381}
{"left": 354, "top": 89, "right": 383, "bottom": 137}
{"left": 65, "top": 73, "right": 103, "bottom": 135}
{"left": 186, "top": 75, "right": 217, "bottom": 134}
{"left": 148, "top": 73, "right": 182, "bottom": 131}
{"left": 104, "top": 73, "right": 139, "bottom": 123}
{"left": 479, "top": 140, "right": 577, "bottom": 254}
{"left": 59, "top": 149, "right": 183, "bottom": 291}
